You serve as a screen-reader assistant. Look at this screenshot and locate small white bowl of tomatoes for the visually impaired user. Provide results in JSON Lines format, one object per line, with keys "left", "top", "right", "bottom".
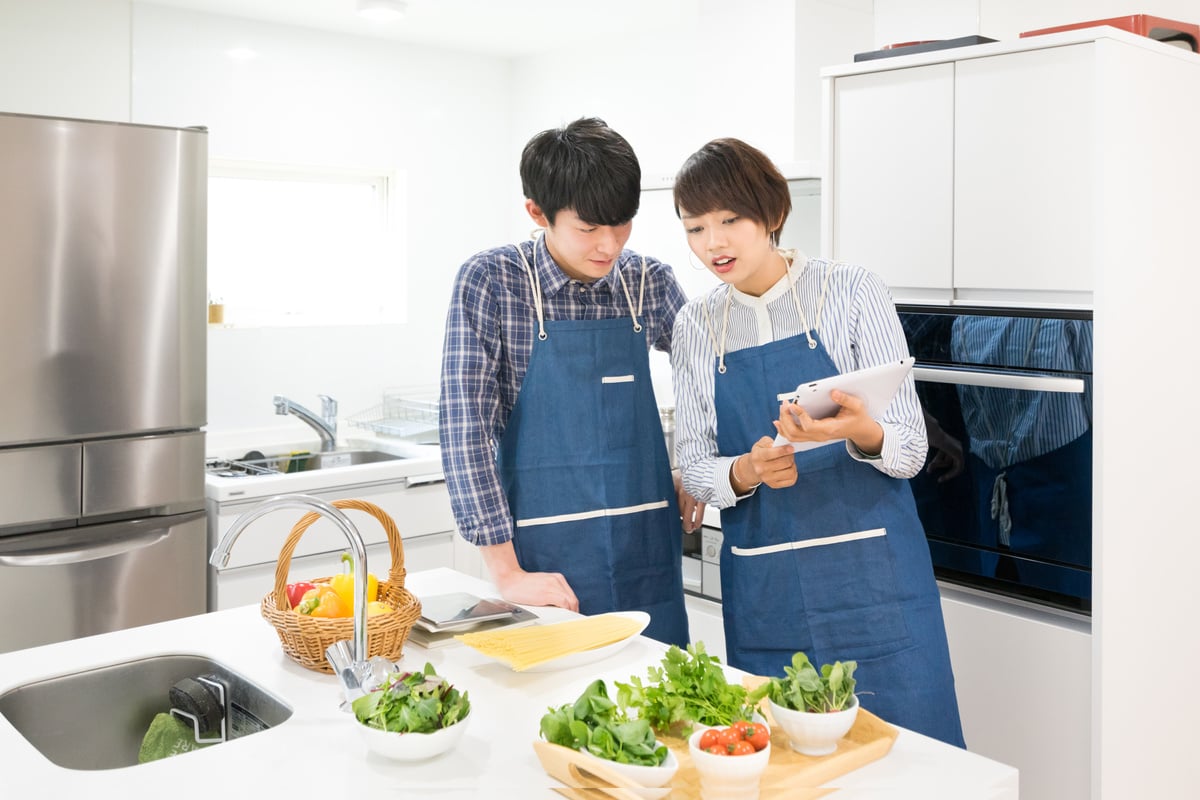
{"left": 687, "top": 721, "right": 771, "bottom": 800}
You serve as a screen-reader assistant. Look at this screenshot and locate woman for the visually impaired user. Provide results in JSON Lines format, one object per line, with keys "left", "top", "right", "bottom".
{"left": 670, "top": 138, "right": 965, "bottom": 747}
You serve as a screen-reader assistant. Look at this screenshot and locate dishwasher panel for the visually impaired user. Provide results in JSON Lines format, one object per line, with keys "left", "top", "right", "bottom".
{"left": 0, "top": 510, "right": 208, "bottom": 654}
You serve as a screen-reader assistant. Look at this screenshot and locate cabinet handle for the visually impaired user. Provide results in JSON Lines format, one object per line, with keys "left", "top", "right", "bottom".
{"left": 404, "top": 473, "right": 446, "bottom": 488}
{"left": 913, "top": 366, "right": 1085, "bottom": 393}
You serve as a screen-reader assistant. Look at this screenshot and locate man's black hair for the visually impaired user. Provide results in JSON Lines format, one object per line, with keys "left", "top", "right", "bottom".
{"left": 519, "top": 117, "right": 641, "bottom": 227}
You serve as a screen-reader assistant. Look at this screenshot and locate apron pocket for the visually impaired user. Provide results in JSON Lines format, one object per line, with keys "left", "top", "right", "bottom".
{"left": 601, "top": 376, "right": 638, "bottom": 450}
{"left": 729, "top": 528, "right": 912, "bottom": 658}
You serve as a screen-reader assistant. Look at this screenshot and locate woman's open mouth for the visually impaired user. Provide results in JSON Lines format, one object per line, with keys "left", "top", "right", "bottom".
{"left": 712, "top": 256, "right": 735, "bottom": 274}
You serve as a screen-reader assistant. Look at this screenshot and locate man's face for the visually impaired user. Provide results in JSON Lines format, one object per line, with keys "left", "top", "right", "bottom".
{"left": 531, "top": 205, "right": 633, "bottom": 282}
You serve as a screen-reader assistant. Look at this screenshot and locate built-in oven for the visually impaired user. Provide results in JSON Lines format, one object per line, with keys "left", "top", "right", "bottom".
{"left": 899, "top": 305, "right": 1093, "bottom": 615}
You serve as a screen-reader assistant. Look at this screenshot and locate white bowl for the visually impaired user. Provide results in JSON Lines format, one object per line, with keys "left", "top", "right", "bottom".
{"left": 687, "top": 728, "right": 771, "bottom": 800}
{"left": 356, "top": 710, "right": 471, "bottom": 761}
{"left": 579, "top": 744, "right": 679, "bottom": 787}
{"left": 767, "top": 695, "right": 859, "bottom": 756}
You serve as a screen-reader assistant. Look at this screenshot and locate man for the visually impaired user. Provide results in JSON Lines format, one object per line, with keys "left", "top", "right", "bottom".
{"left": 438, "top": 117, "right": 700, "bottom": 646}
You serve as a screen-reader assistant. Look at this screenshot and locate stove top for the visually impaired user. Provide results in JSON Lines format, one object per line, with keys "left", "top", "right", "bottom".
{"left": 204, "top": 458, "right": 280, "bottom": 479}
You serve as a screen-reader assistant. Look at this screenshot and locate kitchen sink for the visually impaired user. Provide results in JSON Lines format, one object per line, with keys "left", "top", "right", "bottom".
{"left": 0, "top": 654, "right": 292, "bottom": 770}
{"left": 206, "top": 448, "right": 406, "bottom": 478}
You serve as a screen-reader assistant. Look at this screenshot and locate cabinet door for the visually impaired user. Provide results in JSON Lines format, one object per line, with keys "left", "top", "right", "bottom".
{"left": 830, "top": 63, "right": 954, "bottom": 300}
{"left": 954, "top": 44, "right": 1095, "bottom": 299}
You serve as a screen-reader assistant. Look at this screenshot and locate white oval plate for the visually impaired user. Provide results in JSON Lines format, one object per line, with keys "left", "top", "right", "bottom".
{"left": 520, "top": 611, "right": 650, "bottom": 673}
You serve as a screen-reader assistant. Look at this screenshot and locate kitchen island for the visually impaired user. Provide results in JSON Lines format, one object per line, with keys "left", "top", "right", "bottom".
{"left": 0, "top": 568, "right": 1017, "bottom": 798}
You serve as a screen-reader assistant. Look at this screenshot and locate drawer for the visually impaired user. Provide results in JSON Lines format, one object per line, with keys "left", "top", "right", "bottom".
{"left": 209, "top": 479, "right": 454, "bottom": 570}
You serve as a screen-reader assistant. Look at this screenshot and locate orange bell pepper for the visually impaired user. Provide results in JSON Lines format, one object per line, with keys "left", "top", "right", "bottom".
{"left": 295, "top": 584, "right": 348, "bottom": 618}
{"left": 329, "top": 552, "right": 379, "bottom": 611}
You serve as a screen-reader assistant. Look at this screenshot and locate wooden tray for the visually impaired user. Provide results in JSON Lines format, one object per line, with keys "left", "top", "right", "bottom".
{"left": 658, "top": 676, "right": 899, "bottom": 798}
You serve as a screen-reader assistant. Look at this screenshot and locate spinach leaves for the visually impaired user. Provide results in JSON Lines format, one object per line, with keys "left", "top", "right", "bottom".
{"left": 748, "top": 651, "right": 858, "bottom": 713}
{"left": 539, "top": 680, "right": 667, "bottom": 767}
{"left": 351, "top": 662, "right": 471, "bottom": 733}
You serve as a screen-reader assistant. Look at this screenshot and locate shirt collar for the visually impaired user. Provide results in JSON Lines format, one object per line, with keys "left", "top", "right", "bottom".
{"left": 533, "top": 233, "right": 622, "bottom": 296}
{"left": 729, "top": 249, "right": 808, "bottom": 308}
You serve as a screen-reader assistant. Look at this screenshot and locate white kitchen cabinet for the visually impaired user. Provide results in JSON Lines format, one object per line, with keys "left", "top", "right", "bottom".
{"left": 954, "top": 45, "right": 1095, "bottom": 301}
{"left": 823, "top": 39, "right": 1097, "bottom": 305}
{"left": 829, "top": 62, "right": 954, "bottom": 301}
{"left": 940, "top": 586, "right": 1090, "bottom": 800}
{"left": 207, "top": 473, "right": 458, "bottom": 611}
{"left": 684, "top": 593, "right": 726, "bottom": 664}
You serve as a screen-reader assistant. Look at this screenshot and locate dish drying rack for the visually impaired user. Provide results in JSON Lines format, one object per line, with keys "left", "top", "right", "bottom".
{"left": 347, "top": 391, "right": 440, "bottom": 442}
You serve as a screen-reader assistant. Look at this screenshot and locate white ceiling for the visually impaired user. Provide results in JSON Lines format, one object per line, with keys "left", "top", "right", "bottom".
{"left": 138, "top": 0, "right": 695, "bottom": 57}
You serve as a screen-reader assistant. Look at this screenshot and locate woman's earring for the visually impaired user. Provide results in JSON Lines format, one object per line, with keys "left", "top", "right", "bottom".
{"left": 688, "top": 251, "right": 709, "bottom": 271}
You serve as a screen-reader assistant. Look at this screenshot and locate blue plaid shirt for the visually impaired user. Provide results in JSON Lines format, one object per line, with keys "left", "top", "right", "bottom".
{"left": 438, "top": 235, "right": 687, "bottom": 546}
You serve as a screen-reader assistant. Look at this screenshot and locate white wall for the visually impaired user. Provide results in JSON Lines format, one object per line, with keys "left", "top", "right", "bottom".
{"left": 128, "top": 4, "right": 515, "bottom": 440}
{"left": 0, "top": 0, "right": 132, "bottom": 121}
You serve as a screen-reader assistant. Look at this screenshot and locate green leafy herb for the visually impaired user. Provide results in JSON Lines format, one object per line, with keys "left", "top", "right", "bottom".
{"left": 748, "top": 651, "right": 858, "bottom": 713}
{"left": 614, "top": 643, "right": 755, "bottom": 737}
{"left": 351, "top": 662, "right": 471, "bottom": 733}
{"left": 539, "top": 679, "right": 667, "bottom": 767}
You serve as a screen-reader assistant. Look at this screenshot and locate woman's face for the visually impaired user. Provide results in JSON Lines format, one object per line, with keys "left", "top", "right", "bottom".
{"left": 680, "top": 209, "right": 780, "bottom": 297}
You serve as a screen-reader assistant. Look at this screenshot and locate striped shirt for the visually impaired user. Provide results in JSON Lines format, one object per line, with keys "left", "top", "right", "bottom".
{"left": 438, "top": 235, "right": 688, "bottom": 547}
{"left": 670, "top": 253, "right": 928, "bottom": 510}
{"left": 950, "top": 316, "right": 1092, "bottom": 468}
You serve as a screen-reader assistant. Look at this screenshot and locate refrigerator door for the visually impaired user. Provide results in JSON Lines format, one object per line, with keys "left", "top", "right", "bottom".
{"left": 82, "top": 431, "right": 205, "bottom": 518}
{"left": 0, "top": 112, "right": 207, "bottom": 446}
{"left": 0, "top": 510, "right": 208, "bottom": 654}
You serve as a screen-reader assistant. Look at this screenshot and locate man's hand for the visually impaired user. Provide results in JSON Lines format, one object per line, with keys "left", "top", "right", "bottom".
{"left": 480, "top": 541, "right": 579, "bottom": 611}
{"left": 674, "top": 470, "right": 706, "bottom": 533}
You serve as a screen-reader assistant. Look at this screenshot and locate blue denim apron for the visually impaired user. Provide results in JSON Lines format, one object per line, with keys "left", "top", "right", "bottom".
{"left": 494, "top": 244, "right": 688, "bottom": 647}
{"left": 715, "top": 331, "right": 965, "bottom": 747}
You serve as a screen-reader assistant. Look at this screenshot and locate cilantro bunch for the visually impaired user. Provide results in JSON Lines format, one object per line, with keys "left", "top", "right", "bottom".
{"left": 351, "top": 662, "right": 471, "bottom": 733}
{"left": 614, "top": 643, "right": 755, "bottom": 737}
{"left": 539, "top": 679, "right": 667, "bottom": 767}
{"left": 748, "top": 651, "right": 858, "bottom": 713}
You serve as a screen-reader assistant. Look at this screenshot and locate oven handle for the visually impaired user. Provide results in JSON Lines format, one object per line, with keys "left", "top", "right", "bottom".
{"left": 913, "top": 366, "right": 1085, "bottom": 394}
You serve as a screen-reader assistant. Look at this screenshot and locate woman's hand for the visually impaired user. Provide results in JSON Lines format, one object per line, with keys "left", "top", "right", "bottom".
{"left": 775, "top": 390, "right": 884, "bottom": 456}
{"left": 674, "top": 470, "right": 706, "bottom": 533}
{"left": 735, "top": 436, "right": 798, "bottom": 491}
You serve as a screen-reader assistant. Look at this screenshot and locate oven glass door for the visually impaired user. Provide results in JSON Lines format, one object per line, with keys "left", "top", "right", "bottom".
{"left": 900, "top": 307, "right": 1093, "bottom": 614}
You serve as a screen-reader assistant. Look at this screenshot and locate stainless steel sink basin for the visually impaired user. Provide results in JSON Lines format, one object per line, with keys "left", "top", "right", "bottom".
{"left": 206, "top": 448, "right": 406, "bottom": 478}
{"left": 0, "top": 654, "right": 292, "bottom": 769}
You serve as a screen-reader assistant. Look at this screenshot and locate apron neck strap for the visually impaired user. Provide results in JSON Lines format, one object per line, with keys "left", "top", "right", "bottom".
{"left": 514, "top": 237, "right": 548, "bottom": 340}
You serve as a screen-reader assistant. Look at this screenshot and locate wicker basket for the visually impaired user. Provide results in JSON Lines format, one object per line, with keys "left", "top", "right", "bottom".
{"left": 259, "top": 498, "right": 423, "bottom": 673}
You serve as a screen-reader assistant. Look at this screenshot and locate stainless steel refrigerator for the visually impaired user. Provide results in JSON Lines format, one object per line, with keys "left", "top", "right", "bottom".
{"left": 0, "top": 112, "right": 208, "bottom": 654}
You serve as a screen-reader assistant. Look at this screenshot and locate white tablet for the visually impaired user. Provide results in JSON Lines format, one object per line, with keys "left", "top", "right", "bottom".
{"left": 772, "top": 357, "right": 915, "bottom": 452}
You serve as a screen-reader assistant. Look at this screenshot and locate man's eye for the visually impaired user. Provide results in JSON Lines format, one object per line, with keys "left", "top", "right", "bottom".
{"left": 579, "top": 227, "right": 597, "bottom": 234}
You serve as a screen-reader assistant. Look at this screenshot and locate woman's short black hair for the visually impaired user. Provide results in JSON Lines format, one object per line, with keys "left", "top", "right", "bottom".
{"left": 673, "top": 138, "right": 792, "bottom": 245}
{"left": 519, "top": 117, "right": 641, "bottom": 227}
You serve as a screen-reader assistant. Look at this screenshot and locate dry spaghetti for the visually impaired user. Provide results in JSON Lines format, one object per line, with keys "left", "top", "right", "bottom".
{"left": 455, "top": 613, "right": 643, "bottom": 671}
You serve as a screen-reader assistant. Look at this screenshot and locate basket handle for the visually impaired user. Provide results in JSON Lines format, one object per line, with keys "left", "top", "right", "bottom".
{"left": 271, "top": 498, "right": 407, "bottom": 612}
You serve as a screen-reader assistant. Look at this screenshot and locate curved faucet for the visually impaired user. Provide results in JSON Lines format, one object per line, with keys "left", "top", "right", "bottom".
{"left": 209, "top": 494, "right": 370, "bottom": 698}
{"left": 273, "top": 394, "right": 337, "bottom": 452}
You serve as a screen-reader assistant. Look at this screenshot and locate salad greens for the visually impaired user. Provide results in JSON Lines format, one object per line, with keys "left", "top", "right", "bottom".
{"left": 539, "top": 680, "right": 667, "bottom": 767}
{"left": 351, "top": 662, "right": 471, "bottom": 733}
{"left": 748, "top": 651, "right": 858, "bottom": 713}
{"left": 614, "top": 643, "right": 755, "bottom": 737}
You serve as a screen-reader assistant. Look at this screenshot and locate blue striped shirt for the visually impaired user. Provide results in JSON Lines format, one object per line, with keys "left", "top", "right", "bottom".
{"left": 671, "top": 254, "right": 928, "bottom": 510}
{"left": 950, "top": 316, "right": 1092, "bottom": 468}
{"left": 438, "top": 235, "right": 688, "bottom": 546}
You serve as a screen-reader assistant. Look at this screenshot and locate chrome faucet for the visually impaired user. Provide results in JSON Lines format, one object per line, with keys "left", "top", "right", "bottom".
{"left": 208, "top": 494, "right": 371, "bottom": 706}
{"left": 273, "top": 394, "right": 338, "bottom": 452}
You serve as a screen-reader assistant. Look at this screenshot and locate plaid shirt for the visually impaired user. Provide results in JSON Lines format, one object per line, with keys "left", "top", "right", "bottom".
{"left": 438, "top": 235, "right": 687, "bottom": 546}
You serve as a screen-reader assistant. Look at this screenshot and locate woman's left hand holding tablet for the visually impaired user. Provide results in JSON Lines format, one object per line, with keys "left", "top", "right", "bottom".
{"left": 776, "top": 391, "right": 884, "bottom": 456}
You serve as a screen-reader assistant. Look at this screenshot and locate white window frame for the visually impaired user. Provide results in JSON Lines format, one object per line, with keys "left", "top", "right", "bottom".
{"left": 207, "top": 159, "right": 406, "bottom": 327}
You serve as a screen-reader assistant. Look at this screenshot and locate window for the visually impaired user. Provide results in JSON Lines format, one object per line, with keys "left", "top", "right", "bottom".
{"left": 207, "top": 161, "right": 405, "bottom": 327}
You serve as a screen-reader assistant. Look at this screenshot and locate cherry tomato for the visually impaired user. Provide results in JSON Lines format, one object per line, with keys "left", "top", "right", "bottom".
{"left": 704, "top": 745, "right": 728, "bottom": 756}
{"left": 730, "top": 720, "right": 752, "bottom": 737}
{"left": 742, "top": 722, "right": 770, "bottom": 751}
{"left": 698, "top": 729, "right": 722, "bottom": 751}
{"left": 716, "top": 727, "right": 742, "bottom": 748}
{"left": 729, "top": 740, "right": 757, "bottom": 756}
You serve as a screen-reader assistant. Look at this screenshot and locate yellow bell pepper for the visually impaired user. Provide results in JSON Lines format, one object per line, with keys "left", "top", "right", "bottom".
{"left": 329, "top": 552, "right": 379, "bottom": 611}
{"left": 295, "top": 584, "right": 348, "bottom": 618}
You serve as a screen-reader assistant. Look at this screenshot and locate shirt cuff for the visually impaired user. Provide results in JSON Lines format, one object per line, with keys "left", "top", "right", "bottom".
{"left": 459, "top": 518, "right": 514, "bottom": 548}
{"left": 716, "top": 455, "right": 758, "bottom": 506}
{"left": 845, "top": 423, "right": 894, "bottom": 464}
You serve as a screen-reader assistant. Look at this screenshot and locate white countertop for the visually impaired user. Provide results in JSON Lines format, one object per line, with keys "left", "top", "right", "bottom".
{"left": 0, "top": 568, "right": 1018, "bottom": 799}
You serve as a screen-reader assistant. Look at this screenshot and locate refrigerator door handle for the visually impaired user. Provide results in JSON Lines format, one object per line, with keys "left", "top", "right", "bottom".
{"left": 0, "top": 510, "right": 205, "bottom": 567}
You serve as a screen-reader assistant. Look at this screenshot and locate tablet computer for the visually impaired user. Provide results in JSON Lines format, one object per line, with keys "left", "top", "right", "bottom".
{"left": 416, "top": 592, "right": 533, "bottom": 633}
{"left": 773, "top": 356, "right": 915, "bottom": 452}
